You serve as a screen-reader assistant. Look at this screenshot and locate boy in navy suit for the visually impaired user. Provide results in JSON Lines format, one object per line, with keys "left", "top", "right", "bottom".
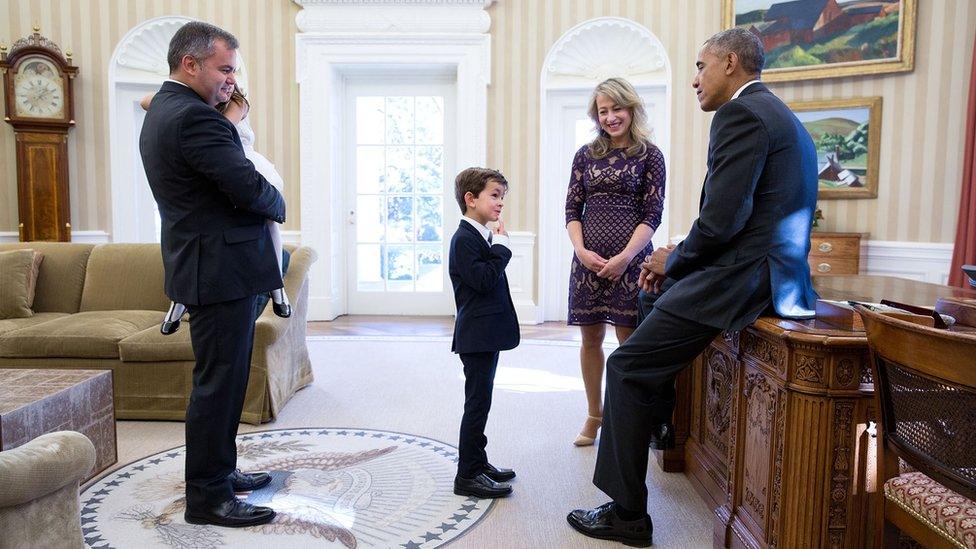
{"left": 449, "top": 167, "right": 520, "bottom": 499}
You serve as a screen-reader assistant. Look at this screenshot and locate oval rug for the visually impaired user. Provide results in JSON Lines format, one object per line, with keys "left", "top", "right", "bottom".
{"left": 81, "top": 428, "right": 494, "bottom": 548}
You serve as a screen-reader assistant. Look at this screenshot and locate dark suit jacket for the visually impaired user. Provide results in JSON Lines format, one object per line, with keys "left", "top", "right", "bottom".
{"left": 655, "top": 83, "right": 818, "bottom": 331}
{"left": 449, "top": 220, "right": 520, "bottom": 354}
{"left": 139, "top": 81, "right": 286, "bottom": 306}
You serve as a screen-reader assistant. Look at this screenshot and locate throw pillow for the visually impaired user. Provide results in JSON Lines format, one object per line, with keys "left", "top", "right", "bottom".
{"left": 0, "top": 249, "right": 42, "bottom": 319}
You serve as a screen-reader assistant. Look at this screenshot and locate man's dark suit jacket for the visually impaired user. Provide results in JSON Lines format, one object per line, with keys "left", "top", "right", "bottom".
{"left": 655, "top": 82, "right": 818, "bottom": 330}
{"left": 449, "top": 220, "right": 520, "bottom": 354}
{"left": 139, "top": 81, "right": 285, "bottom": 306}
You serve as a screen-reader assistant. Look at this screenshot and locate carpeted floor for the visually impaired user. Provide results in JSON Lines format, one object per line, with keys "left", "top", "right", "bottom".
{"left": 101, "top": 337, "right": 712, "bottom": 548}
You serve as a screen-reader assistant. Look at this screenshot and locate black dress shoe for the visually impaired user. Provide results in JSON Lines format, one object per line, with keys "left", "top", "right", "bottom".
{"left": 453, "top": 473, "right": 512, "bottom": 499}
{"left": 649, "top": 422, "right": 675, "bottom": 450}
{"left": 271, "top": 301, "right": 292, "bottom": 318}
{"left": 228, "top": 469, "right": 272, "bottom": 492}
{"left": 567, "top": 502, "right": 653, "bottom": 547}
{"left": 160, "top": 319, "right": 181, "bottom": 335}
{"left": 185, "top": 498, "right": 276, "bottom": 527}
{"left": 483, "top": 463, "right": 516, "bottom": 482}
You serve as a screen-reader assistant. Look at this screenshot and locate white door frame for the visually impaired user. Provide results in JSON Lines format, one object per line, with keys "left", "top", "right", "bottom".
{"left": 537, "top": 17, "right": 672, "bottom": 323}
{"left": 296, "top": 35, "right": 490, "bottom": 320}
{"left": 342, "top": 76, "right": 458, "bottom": 315}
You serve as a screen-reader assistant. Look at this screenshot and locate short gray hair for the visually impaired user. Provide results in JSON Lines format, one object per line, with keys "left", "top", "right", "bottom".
{"left": 167, "top": 21, "right": 239, "bottom": 73}
{"left": 703, "top": 27, "right": 765, "bottom": 76}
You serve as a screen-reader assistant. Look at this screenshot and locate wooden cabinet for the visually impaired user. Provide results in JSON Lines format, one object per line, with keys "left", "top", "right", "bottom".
{"left": 809, "top": 232, "right": 863, "bottom": 276}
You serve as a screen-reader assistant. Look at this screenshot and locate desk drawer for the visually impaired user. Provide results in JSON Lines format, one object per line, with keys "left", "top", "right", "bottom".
{"left": 809, "top": 236, "right": 860, "bottom": 258}
{"left": 808, "top": 257, "right": 859, "bottom": 275}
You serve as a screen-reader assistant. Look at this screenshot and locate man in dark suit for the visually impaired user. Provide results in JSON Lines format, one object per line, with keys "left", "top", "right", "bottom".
{"left": 568, "top": 28, "right": 818, "bottom": 547}
{"left": 449, "top": 168, "right": 520, "bottom": 499}
{"left": 139, "top": 21, "right": 285, "bottom": 528}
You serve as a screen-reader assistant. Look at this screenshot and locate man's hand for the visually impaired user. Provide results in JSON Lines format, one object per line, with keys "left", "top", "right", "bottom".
{"left": 639, "top": 244, "right": 675, "bottom": 294}
{"left": 575, "top": 248, "right": 608, "bottom": 273}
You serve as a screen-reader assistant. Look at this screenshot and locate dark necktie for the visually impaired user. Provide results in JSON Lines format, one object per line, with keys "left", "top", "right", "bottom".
{"left": 487, "top": 232, "right": 493, "bottom": 245}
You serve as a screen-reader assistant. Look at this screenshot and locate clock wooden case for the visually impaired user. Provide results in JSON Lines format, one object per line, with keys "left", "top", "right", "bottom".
{"left": 1, "top": 30, "right": 78, "bottom": 242}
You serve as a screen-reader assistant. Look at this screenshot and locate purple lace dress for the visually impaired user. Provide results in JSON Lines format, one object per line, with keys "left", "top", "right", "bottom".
{"left": 565, "top": 144, "right": 666, "bottom": 327}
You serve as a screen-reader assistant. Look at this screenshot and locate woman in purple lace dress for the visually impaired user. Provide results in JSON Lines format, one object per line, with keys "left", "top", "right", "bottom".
{"left": 565, "top": 77, "right": 666, "bottom": 446}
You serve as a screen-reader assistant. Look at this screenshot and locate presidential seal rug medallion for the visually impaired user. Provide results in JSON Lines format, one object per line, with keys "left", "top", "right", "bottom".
{"left": 80, "top": 428, "right": 493, "bottom": 548}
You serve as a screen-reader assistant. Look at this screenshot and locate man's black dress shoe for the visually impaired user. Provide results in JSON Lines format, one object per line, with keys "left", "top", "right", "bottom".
{"left": 185, "top": 498, "right": 276, "bottom": 527}
{"left": 649, "top": 422, "right": 675, "bottom": 450}
{"left": 483, "top": 463, "right": 516, "bottom": 482}
{"left": 453, "top": 473, "right": 512, "bottom": 499}
{"left": 567, "top": 502, "right": 653, "bottom": 547}
{"left": 228, "top": 469, "right": 272, "bottom": 492}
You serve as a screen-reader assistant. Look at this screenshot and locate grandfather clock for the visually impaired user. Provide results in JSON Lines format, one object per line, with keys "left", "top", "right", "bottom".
{"left": 1, "top": 28, "right": 77, "bottom": 242}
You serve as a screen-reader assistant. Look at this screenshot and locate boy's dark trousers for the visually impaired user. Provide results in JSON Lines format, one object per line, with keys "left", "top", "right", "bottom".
{"left": 457, "top": 350, "right": 500, "bottom": 478}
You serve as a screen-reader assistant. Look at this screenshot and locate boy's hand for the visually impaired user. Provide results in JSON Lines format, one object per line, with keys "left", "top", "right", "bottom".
{"left": 492, "top": 219, "right": 508, "bottom": 237}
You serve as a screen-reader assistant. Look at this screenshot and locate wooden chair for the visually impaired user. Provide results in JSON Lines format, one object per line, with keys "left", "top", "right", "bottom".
{"left": 858, "top": 306, "right": 976, "bottom": 548}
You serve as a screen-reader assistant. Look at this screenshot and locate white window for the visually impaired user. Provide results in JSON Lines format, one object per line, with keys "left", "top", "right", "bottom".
{"left": 345, "top": 78, "right": 457, "bottom": 314}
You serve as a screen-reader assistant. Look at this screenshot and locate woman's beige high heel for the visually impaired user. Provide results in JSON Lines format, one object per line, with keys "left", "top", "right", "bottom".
{"left": 573, "top": 415, "right": 603, "bottom": 446}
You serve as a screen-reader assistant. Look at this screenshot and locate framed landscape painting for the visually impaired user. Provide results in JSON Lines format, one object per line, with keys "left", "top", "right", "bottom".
{"left": 790, "top": 97, "right": 881, "bottom": 199}
{"left": 722, "top": 0, "right": 916, "bottom": 82}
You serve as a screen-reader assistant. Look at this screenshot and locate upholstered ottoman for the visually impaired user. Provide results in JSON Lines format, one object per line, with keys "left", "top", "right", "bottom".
{"left": 0, "top": 369, "right": 116, "bottom": 482}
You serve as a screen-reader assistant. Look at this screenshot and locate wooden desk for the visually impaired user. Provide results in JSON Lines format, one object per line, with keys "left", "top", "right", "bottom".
{"left": 664, "top": 276, "right": 976, "bottom": 548}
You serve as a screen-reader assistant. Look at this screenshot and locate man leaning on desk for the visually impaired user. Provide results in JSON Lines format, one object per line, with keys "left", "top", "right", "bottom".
{"left": 567, "top": 27, "right": 819, "bottom": 547}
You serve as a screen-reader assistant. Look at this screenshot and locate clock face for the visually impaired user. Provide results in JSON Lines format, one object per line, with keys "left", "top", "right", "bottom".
{"left": 13, "top": 56, "right": 65, "bottom": 119}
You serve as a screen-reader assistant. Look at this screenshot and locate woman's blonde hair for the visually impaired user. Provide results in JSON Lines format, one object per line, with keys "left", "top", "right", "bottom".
{"left": 586, "top": 77, "right": 651, "bottom": 159}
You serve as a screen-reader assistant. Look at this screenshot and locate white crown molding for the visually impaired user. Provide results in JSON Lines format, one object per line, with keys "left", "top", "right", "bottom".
{"left": 546, "top": 17, "right": 667, "bottom": 81}
{"left": 294, "top": 0, "right": 492, "bottom": 34}
{"left": 113, "top": 16, "right": 193, "bottom": 76}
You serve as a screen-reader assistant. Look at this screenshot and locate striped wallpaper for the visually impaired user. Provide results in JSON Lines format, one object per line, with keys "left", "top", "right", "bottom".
{"left": 1, "top": 0, "right": 974, "bottom": 244}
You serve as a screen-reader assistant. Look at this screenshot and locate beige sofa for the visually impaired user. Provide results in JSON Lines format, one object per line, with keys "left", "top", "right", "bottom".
{"left": 0, "top": 242, "right": 316, "bottom": 424}
{"left": 0, "top": 430, "right": 95, "bottom": 549}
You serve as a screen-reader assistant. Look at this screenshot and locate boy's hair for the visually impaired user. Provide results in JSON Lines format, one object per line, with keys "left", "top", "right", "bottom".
{"left": 454, "top": 167, "right": 508, "bottom": 213}
{"left": 216, "top": 84, "right": 249, "bottom": 114}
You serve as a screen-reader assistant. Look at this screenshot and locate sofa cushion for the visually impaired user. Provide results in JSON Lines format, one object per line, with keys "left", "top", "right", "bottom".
{"left": 0, "top": 311, "right": 163, "bottom": 359}
{"left": 883, "top": 471, "right": 976, "bottom": 548}
{"left": 0, "top": 250, "right": 41, "bottom": 319}
{"left": 80, "top": 244, "right": 169, "bottom": 312}
{"left": 0, "top": 243, "right": 94, "bottom": 313}
{"left": 0, "top": 313, "right": 69, "bottom": 336}
{"left": 119, "top": 323, "right": 195, "bottom": 362}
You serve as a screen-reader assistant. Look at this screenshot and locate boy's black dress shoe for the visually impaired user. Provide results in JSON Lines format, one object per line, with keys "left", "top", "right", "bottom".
{"left": 567, "top": 502, "right": 653, "bottom": 547}
{"left": 184, "top": 498, "right": 276, "bottom": 527}
{"left": 453, "top": 473, "right": 512, "bottom": 498}
{"left": 649, "top": 422, "right": 675, "bottom": 450}
{"left": 483, "top": 463, "right": 516, "bottom": 482}
{"left": 229, "top": 469, "right": 272, "bottom": 492}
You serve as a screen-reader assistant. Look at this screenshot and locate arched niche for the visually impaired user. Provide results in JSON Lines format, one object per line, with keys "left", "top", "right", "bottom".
{"left": 537, "top": 17, "right": 672, "bottom": 322}
{"left": 107, "top": 16, "right": 249, "bottom": 242}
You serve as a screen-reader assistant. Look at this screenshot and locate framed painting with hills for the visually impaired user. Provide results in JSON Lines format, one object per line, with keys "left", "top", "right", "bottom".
{"left": 789, "top": 97, "right": 881, "bottom": 199}
{"left": 723, "top": 0, "right": 916, "bottom": 82}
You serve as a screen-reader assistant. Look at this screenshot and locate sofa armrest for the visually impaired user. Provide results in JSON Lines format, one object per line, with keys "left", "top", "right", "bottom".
{"left": 0, "top": 431, "right": 95, "bottom": 508}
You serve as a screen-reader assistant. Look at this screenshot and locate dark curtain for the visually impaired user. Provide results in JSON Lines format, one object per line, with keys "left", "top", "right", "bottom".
{"left": 949, "top": 34, "right": 976, "bottom": 288}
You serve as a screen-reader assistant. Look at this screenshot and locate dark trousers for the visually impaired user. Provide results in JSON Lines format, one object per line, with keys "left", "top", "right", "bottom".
{"left": 184, "top": 294, "right": 258, "bottom": 509}
{"left": 594, "top": 306, "right": 720, "bottom": 511}
{"left": 457, "top": 351, "right": 499, "bottom": 478}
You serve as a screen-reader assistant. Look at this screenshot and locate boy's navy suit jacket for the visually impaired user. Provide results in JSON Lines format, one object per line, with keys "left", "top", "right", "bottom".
{"left": 449, "top": 220, "right": 520, "bottom": 354}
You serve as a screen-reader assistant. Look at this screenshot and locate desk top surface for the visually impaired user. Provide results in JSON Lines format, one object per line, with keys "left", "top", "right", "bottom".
{"left": 754, "top": 276, "right": 976, "bottom": 340}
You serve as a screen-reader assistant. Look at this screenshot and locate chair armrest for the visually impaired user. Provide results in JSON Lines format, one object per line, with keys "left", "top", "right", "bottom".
{"left": 0, "top": 431, "right": 96, "bottom": 507}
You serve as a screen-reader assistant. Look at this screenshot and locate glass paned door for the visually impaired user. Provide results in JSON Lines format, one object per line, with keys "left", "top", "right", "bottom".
{"left": 346, "top": 79, "right": 457, "bottom": 314}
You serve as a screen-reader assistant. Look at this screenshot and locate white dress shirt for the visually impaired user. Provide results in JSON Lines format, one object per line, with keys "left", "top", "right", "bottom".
{"left": 461, "top": 216, "right": 509, "bottom": 250}
{"left": 731, "top": 79, "right": 761, "bottom": 100}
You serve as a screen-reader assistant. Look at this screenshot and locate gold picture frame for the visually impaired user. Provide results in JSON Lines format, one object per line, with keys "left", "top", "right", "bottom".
{"left": 722, "top": 0, "right": 916, "bottom": 83}
{"left": 789, "top": 97, "right": 881, "bottom": 199}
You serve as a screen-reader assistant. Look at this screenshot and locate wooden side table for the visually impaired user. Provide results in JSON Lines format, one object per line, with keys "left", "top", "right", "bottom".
{"left": 809, "top": 232, "right": 864, "bottom": 276}
{"left": 0, "top": 369, "right": 116, "bottom": 482}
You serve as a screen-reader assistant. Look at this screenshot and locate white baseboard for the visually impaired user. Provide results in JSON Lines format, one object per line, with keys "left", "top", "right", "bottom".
{"left": 862, "top": 240, "right": 954, "bottom": 284}
{"left": 0, "top": 230, "right": 111, "bottom": 244}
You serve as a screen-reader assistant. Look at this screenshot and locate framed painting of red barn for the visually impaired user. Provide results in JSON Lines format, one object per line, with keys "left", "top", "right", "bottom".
{"left": 722, "top": 0, "right": 916, "bottom": 82}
